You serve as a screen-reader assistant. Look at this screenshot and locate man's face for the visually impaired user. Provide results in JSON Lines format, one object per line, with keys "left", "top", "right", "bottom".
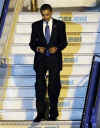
{"left": 41, "top": 9, "right": 52, "bottom": 22}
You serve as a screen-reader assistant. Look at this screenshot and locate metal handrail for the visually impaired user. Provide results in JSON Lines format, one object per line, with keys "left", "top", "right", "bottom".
{"left": 0, "top": 0, "right": 10, "bottom": 38}
{"left": 0, "top": 0, "right": 23, "bottom": 66}
{"left": 80, "top": 55, "right": 100, "bottom": 128}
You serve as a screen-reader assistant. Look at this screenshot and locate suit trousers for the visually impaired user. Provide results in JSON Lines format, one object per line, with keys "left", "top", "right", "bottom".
{"left": 34, "top": 55, "right": 61, "bottom": 118}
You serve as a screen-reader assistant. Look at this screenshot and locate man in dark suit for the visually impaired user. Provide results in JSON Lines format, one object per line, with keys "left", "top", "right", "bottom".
{"left": 29, "top": 4, "right": 67, "bottom": 122}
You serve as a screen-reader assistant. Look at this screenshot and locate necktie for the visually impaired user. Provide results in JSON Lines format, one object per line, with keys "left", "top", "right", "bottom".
{"left": 45, "top": 21, "right": 50, "bottom": 43}
{"left": 45, "top": 22, "right": 50, "bottom": 56}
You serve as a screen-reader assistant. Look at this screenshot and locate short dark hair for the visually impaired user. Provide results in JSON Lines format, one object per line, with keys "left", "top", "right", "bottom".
{"left": 40, "top": 4, "right": 52, "bottom": 13}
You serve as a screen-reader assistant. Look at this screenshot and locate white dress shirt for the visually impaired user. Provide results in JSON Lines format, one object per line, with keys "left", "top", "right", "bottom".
{"left": 43, "top": 18, "right": 53, "bottom": 36}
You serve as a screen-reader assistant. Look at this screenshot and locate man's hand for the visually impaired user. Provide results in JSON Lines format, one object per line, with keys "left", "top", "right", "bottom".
{"left": 36, "top": 47, "right": 46, "bottom": 54}
{"left": 49, "top": 47, "right": 57, "bottom": 54}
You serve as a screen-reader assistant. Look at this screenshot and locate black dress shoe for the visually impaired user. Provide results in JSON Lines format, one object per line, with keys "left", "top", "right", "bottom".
{"left": 33, "top": 115, "right": 45, "bottom": 122}
{"left": 48, "top": 116, "right": 57, "bottom": 121}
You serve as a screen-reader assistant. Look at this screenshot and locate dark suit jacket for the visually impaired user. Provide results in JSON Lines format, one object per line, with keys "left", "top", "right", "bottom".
{"left": 29, "top": 18, "right": 68, "bottom": 71}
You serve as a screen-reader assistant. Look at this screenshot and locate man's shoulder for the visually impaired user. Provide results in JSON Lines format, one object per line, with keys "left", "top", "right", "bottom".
{"left": 31, "top": 20, "right": 42, "bottom": 26}
{"left": 53, "top": 18, "right": 65, "bottom": 25}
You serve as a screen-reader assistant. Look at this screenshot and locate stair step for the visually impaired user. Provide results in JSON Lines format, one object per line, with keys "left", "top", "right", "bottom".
{"left": 0, "top": 75, "right": 89, "bottom": 87}
{"left": 0, "top": 109, "right": 82, "bottom": 120}
{"left": 37, "top": 0, "right": 95, "bottom": 8}
{"left": 18, "top": 12, "right": 100, "bottom": 23}
{"left": 10, "top": 45, "right": 33, "bottom": 54}
{"left": 15, "top": 22, "right": 99, "bottom": 34}
{"left": 0, "top": 120, "right": 81, "bottom": 128}
{"left": 0, "top": 86, "right": 87, "bottom": 98}
{"left": 10, "top": 44, "right": 100, "bottom": 54}
{"left": 0, "top": 97, "right": 85, "bottom": 109}
{"left": 13, "top": 32, "right": 100, "bottom": 44}
{"left": 3, "top": 64, "right": 91, "bottom": 76}
{"left": 8, "top": 54, "right": 93, "bottom": 65}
